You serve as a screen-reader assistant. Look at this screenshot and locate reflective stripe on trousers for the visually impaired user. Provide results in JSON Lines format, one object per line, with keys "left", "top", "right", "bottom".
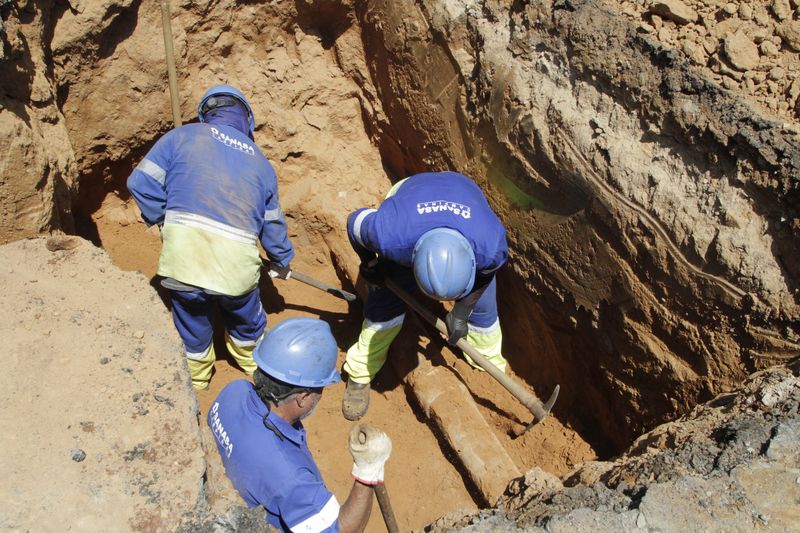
{"left": 342, "top": 315, "right": 405, "bottom": 383}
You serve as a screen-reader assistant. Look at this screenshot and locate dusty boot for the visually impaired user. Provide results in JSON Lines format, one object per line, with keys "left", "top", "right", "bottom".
{"left": 342, "top": 380, "right": 371, "bottom": 421}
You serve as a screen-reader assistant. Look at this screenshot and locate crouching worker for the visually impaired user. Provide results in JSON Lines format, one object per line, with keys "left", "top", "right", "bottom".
{"left": 208, "top": 317, "right": 392, "bottom": 532}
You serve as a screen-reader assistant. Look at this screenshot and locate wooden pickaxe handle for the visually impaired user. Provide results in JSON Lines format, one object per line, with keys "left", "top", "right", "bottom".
{"left": 375, "top": 484, "right": 400, "bottom": 533}
{"left": 385, "top": 278, "right": 559, "bottom": 433}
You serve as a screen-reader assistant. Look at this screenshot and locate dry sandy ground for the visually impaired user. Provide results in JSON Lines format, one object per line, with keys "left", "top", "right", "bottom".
{"left": 0, "top": 236, "right": 204, "bottom": 532}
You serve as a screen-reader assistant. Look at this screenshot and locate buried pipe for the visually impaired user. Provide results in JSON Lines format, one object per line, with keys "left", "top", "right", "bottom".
{"left": 403, "top": 358, "right": 522, "bottom": 505}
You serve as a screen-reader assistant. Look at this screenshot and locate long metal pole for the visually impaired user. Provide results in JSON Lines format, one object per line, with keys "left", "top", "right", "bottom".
{"left": 161, "top": 1, "right": 182, "bottom": 128}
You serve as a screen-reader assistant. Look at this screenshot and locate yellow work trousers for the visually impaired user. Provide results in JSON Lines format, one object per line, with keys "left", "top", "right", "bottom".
{"left": 343, "top": 316, "right": 507, "bottom": 383}
{"left": 463, "top": 320, "right": 507, "bottom": 373}
{"left": 186, "top": 331, "right": 262, "bottom": 390}
{"left": 343, "top": 317, "right": 404, "bottom": 384}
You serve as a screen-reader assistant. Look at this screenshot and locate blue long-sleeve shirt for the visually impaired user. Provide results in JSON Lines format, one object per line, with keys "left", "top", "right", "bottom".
{"left": 347, "top": 171, "right": 508, "bottom": 302}
{"left": 127, "top": 122, "right": 294, "bottom": 296}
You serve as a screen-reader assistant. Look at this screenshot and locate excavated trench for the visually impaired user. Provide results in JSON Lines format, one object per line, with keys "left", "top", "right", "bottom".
{"left": 3, "top": 0, "right": 799, "bottom": 530}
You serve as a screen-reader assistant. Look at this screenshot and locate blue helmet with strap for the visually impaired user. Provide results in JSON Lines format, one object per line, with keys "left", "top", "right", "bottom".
{"left": 197, "top": 84, "right": 256, "bottom": 138}
{"left": 413, "top": 228, "right": 476, "bottom": 300}
{"left": 254, "top": 318, "right": 341, "bottom": 388}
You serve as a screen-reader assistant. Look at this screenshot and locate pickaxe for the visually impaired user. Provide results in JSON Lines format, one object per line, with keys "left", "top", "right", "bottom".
{"left": 384, "top": 278, "right": 559, "bottom": 438}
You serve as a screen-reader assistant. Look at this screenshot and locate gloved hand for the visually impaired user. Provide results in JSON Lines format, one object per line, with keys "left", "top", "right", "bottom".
{"left": 359, "top": 258, "right": 386, "bottom": 287}
{"left": 348, "top": 423, "right": 392, "bottom": 485}
{"left": 444, "top": 302, "right": 471, "bottom": 345}
{"left": 268, "top": 262, "right": 292, "bottom": 280}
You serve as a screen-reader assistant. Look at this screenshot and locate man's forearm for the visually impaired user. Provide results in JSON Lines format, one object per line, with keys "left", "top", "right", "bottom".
{"left": 338, "top": 480, "right": 374, "bottom": 533}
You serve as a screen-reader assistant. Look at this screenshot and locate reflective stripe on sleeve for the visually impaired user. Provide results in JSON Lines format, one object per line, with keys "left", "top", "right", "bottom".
{"left": 165, "top": 210, "right": 258, "bottom": 245}
{"left": 290, "top": 495, "right": 340, "bottom": 533}
{"left": 467, "top": 318, "right": 500, "bottom": 336}
{"left": 136, "top": 158, "right": 167, "bottom": 185}
{"left": 364, "top": 313, "right": 405, "bottom": 331}
{"left": 264, "top": 207, "right": 282, "bottom": 221}
{"left": 352, "top": 209, "right": 377, "bottom": 248}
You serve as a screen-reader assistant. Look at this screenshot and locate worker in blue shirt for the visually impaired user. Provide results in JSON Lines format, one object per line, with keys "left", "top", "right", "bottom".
{"left": 342, "top": 171, "right": 509, "bottom": 420}
{"left": 127, "top": 84, "right": 294, "bottom": 390}
{"left": 208, "top": 317, "right": 392, "bottom": 532}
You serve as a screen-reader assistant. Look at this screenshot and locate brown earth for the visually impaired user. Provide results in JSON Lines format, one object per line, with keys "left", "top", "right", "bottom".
{"left": 1, "top": 0, "right": 799, "bottom": 530}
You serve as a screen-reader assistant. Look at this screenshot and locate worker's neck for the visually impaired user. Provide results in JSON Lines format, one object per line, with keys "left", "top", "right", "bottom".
{"left": 270, "top": 402, "right": 302, "bottom": 426}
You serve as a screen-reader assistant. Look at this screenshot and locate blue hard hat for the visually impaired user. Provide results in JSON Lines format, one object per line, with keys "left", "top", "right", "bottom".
{"left": 413, "top": 228, "right": 476, "bottom": 300}
{"left": 197, "top": 84, "right": 256, "bottom": 137}
{"left": 254, "top": 318, "right": 341, "bottom": 388}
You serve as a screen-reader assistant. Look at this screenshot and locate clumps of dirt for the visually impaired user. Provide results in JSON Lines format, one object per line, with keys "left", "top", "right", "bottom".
{"left": 618, "top": 0, "right": 800, "bottom": 123}
{"left": 426, "top": 363, "right": 800, "bottom": 532}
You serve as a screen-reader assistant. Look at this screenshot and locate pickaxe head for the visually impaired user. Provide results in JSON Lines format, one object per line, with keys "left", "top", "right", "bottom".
{"left": 510, "top": 384, "right": 560, "bottom": 439}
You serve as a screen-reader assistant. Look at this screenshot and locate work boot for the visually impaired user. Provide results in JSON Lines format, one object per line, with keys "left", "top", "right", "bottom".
{"left": 342, "top": 379, "right": 370, "bottom": 421}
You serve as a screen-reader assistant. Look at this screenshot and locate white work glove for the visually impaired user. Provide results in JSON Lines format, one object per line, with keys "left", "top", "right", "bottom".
{"left": 348, "top": 424, "right": 392, "bottom": 485}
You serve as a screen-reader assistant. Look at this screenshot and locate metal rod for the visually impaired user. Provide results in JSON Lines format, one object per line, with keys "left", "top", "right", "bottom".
{"left": 290, "top": 270, "right": 358, "bottom": 302}
{"left": 161, "top": 1, "right": 182, "bottom": 128}
{"left": 375, "top": 484, "right": 400, "bottom": 533}
{"left": 385, "top": 278, "right": 558, "bottom": 426}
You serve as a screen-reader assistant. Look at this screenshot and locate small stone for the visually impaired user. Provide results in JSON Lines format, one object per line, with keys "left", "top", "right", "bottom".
{"left": 769, "top": 67, "right": 785, "bottom": 80}
{"left": 723, "top": 30, "right": 760, "bottom": 70}
{"left": 760, "top": 40, "right": 780, "bottom": 56}
{"left": 754, "top": 10, "right": 771, "bottom": 25}
{"left": 772, "top": 0, "right": 792, "bottom": 20}
{"left": 723, "top": 2, "right": 738, "bottom": 15}
{"left": 99, "top": 357, "right": 110, "bottom": 364}
{"left": 71, "top": 449, "right": 86, "bottom": 462}
{"left": 637, "top": 511, "right": 647, "bottom": 527}
{"left": 776, "top": 21, "right": 800, "bottom": 51}
{"left": 739, "top": 3, "right": 753, "bottom": 19}
{"left": 703, "top": 36, "right": 718, "bottom": 54}
{"left": 132, "top": 330, "right": 145, "bottom": 339}
{"left": 132, "top": 392, "right": 143, "bottom": 402}
{"left": 651, "top": 13, "right": 664, "bottom": 32}
{"left": 723, "top": 77, "right": 739, "bottom": 89}
{"left": 649, "top": 0, "right": 699, "bottom": 24}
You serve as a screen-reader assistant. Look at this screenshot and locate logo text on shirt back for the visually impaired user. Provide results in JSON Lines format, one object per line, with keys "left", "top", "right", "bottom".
{"left": 416, "top": 201, "right": 471, "bottom": 219}
{"left": 210, "top": 402, "right": 234, "bottom": 458}
{"left": 210, "top": 127, "right": 256, "bottom": 156}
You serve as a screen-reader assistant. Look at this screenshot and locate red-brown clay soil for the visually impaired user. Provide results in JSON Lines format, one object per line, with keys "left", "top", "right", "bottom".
{"left": 92, "top": 194, "right": 596, "bottom": 531}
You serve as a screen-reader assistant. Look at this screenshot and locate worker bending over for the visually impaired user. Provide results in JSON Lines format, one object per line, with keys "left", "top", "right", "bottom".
{"left": 208, "top": 317, "right": 392, "bottom": 532}
{"left": 343, "top": 171, "right": 509, "bottom": 420}
{"left": 127, "top": 84, "right": 294, "bottom": 390}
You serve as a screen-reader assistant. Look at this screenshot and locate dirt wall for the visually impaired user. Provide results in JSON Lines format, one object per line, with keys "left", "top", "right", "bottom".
{"left": 349, "top": 0, "right": 800, "bottom": 449}
{"left": 1, "top": 0, "right": 798, "bottom": 455}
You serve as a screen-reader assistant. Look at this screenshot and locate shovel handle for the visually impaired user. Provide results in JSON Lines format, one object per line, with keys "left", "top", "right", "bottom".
{"left": 385, "top": 278, "right": 557, "bottom": 424}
